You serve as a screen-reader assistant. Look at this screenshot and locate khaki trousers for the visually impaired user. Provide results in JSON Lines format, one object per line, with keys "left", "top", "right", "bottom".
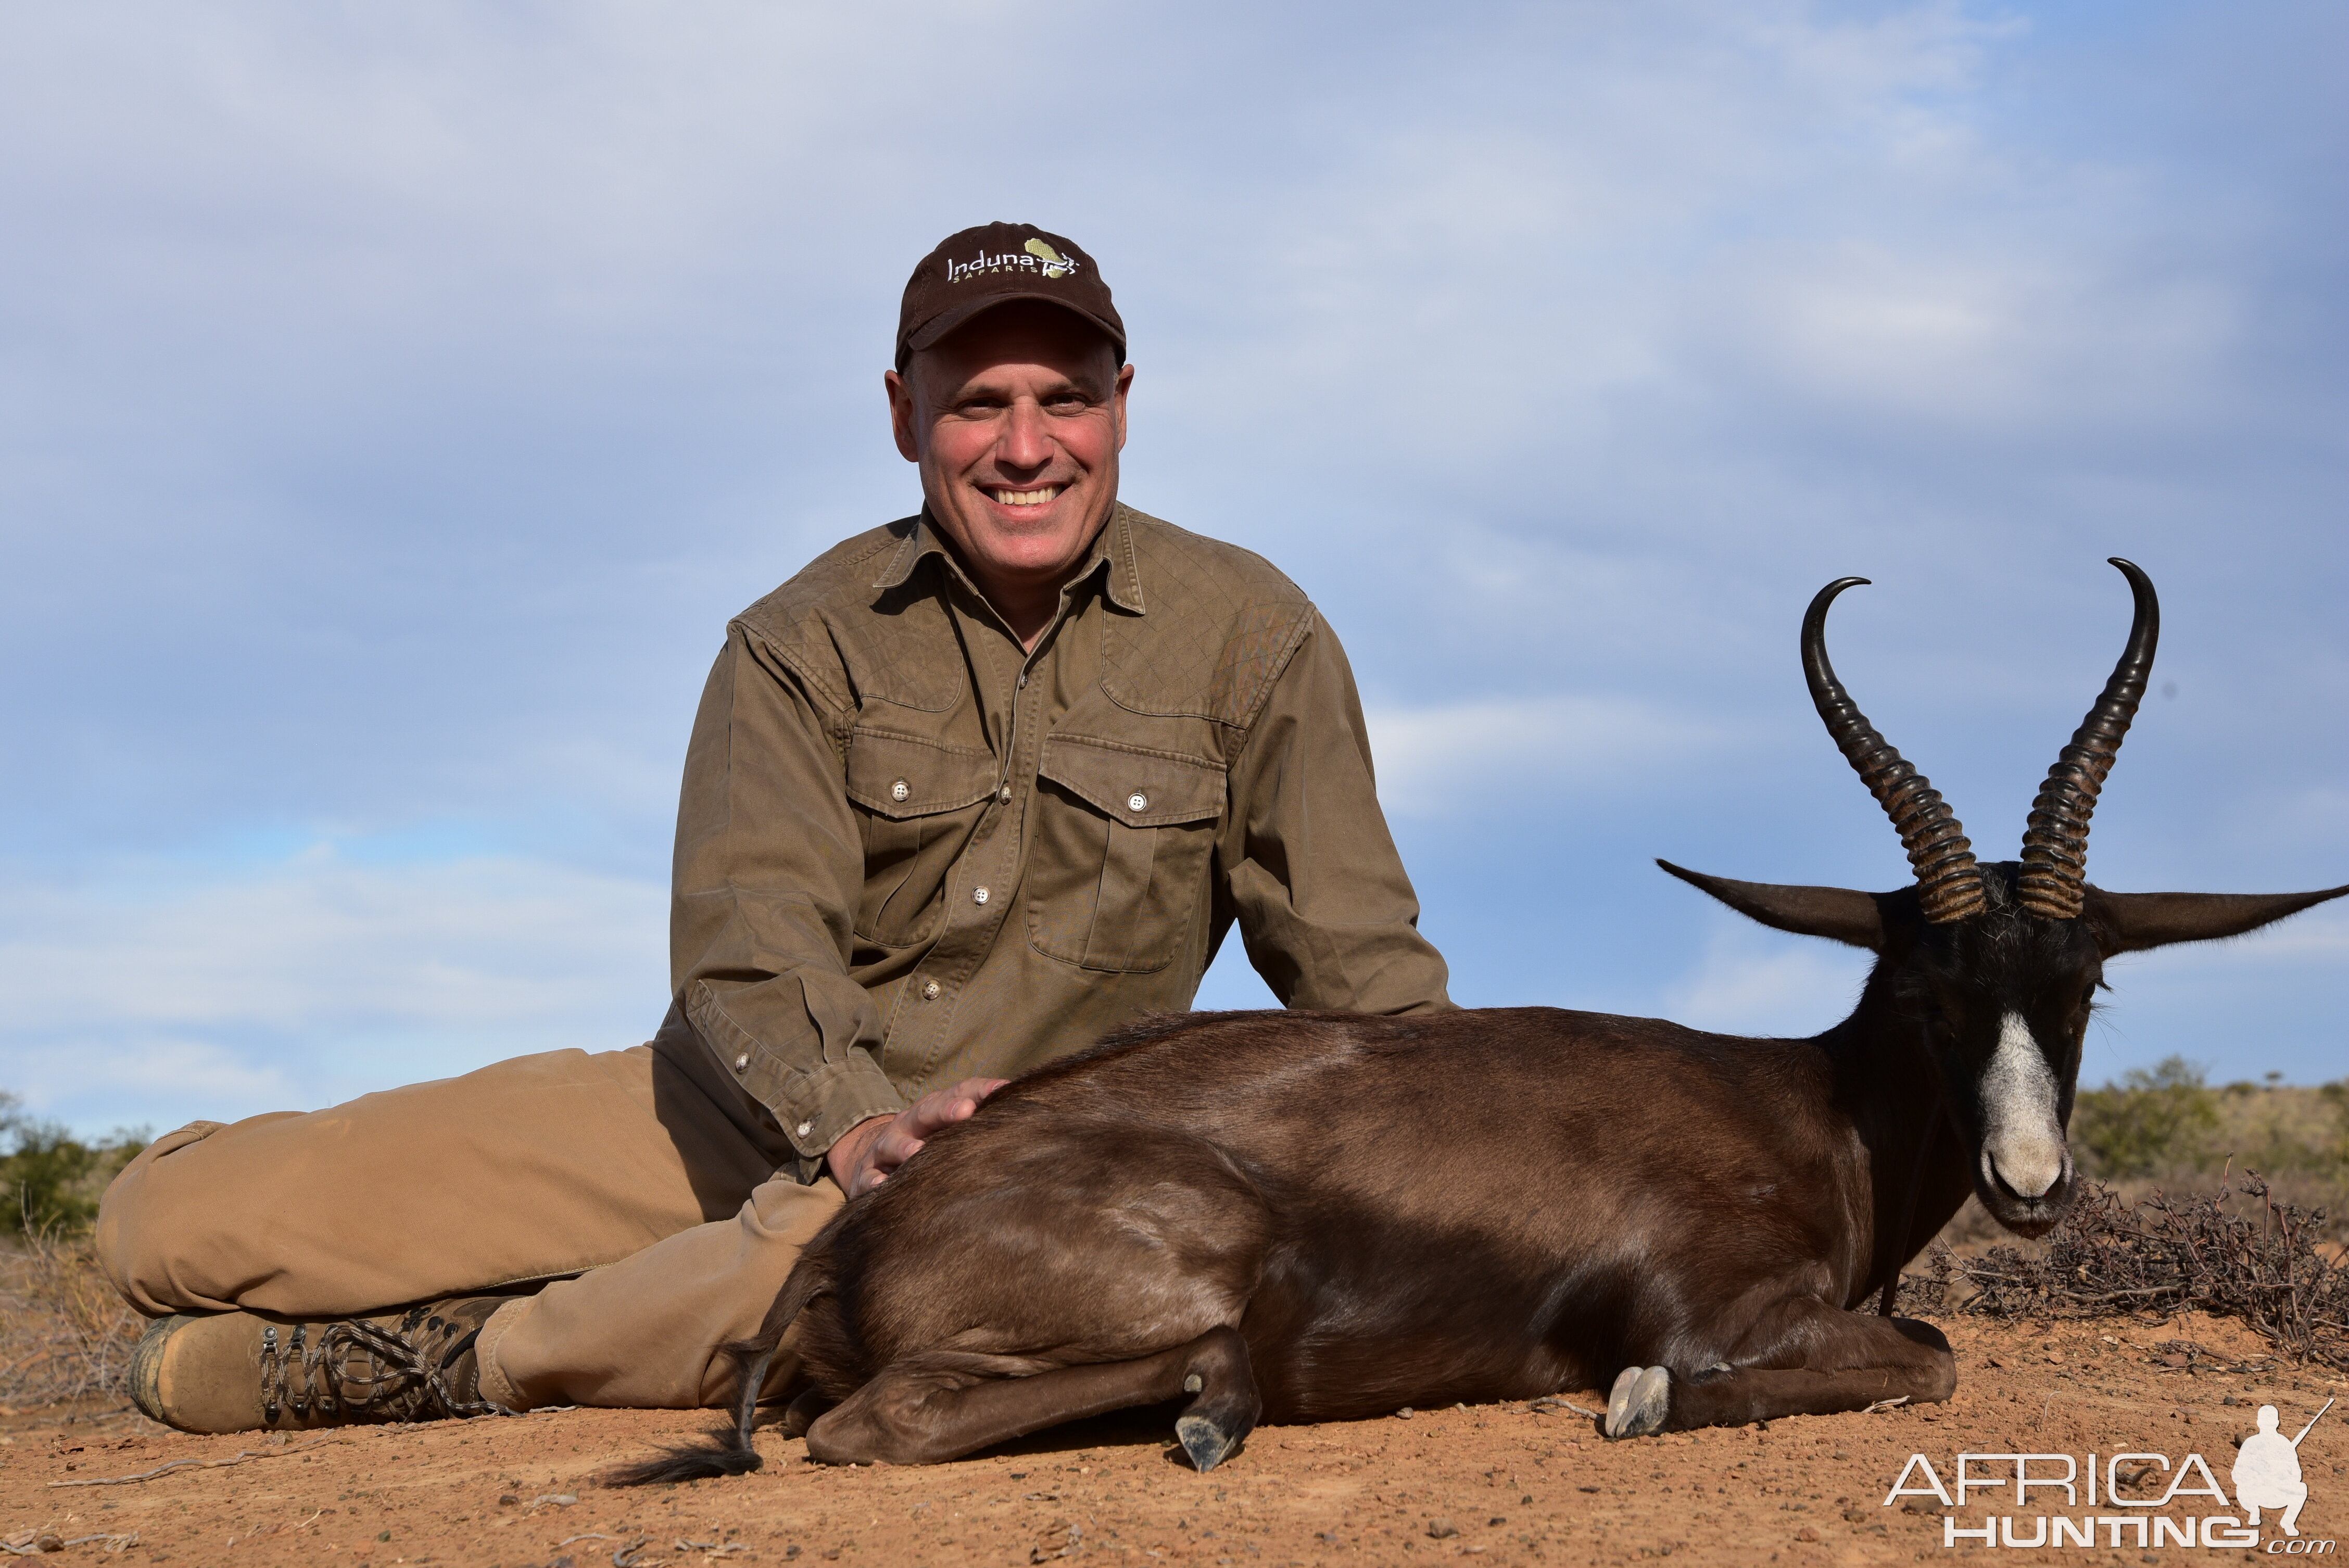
{"left": 94, "top": 1009, "right": 844, "bottom": 1410}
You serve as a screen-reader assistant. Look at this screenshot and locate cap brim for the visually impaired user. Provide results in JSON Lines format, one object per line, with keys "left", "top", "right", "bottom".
{"left": 904, "top": 293, "right": 1126, "bottom": 361}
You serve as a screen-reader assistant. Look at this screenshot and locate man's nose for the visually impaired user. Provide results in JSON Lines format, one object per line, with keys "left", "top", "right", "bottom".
{"left": 996, "top": 401, "right": 1053, "bottom": 472}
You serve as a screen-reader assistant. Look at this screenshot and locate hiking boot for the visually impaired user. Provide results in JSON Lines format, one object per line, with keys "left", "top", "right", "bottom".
{"left": 127, "top": 1296, "right": 520, "bottom": 1433}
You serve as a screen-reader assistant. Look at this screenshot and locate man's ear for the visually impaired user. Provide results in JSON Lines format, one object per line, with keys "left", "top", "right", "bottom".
{"left": 2084, "top": 884, "right": 2349, "bottom": 955}
{"left": 1656, "top": 860, "right": 1890, "bottom": 951}
{"left": 886, "top": 367, "right": 920, "bottom": 462}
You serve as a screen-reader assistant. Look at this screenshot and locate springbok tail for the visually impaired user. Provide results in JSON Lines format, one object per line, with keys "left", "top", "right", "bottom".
{"left": 598, "top": 1418, "right": 768, "bottom": 1486}
{"left": 728, "top": 1338, "right": 780, "bottom": 1458}
{"left": 600, "top": 1262, "right": 829, "bottom": 1488}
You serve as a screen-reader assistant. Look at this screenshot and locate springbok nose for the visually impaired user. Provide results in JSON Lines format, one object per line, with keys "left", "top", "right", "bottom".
{"left": 1981, "top": 1012, "right": 2066, "bottom": 1202}
{"left": 1985, "top": 1141, "right": 2064, "bottom": 1200}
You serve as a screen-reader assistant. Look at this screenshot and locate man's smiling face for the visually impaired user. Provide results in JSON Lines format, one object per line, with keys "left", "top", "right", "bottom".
{"left": 887, "top": 301, "right": 1132, "bottom": 618}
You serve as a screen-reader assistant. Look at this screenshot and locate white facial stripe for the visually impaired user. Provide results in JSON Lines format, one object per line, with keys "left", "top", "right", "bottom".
{"left": 1981, "top": 1011, "right": 2067, "bottom": 1200}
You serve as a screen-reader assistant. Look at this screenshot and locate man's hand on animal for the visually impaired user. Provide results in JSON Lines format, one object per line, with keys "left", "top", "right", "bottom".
{"left": 825, "top": 1077, "right": 1009, "bottom": 1198}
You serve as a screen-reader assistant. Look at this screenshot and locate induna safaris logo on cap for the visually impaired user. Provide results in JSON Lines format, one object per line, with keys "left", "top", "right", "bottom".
{"left": 1880, "top": 1398, "right": 2332, "bottom": 1551}
{"left": 895, "top": 223, "right": 1123, "bottom": 369}
{"left": 944, "top": 237, "right": 1080, "bottom": 285}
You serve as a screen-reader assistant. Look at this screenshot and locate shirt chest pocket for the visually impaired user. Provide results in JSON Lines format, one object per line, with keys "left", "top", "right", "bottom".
{"left": 845, "top": 727, "right": 997, "bottom": 949}
{"left": 1027, "top": 735, "right": 1226, "bottom": 973}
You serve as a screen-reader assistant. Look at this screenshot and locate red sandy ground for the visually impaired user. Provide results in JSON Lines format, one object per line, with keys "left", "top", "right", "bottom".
{"left": 3, "top": 1313, "right": 2340, "bottom": 1567}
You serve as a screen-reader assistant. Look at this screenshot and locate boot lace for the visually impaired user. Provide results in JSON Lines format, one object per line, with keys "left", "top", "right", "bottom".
{"left": 259, "top": 1311, "right": 512, "bottom": 1424}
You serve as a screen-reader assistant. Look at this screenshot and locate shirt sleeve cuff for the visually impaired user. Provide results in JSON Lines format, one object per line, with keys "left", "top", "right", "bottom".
{"left": 684, "top": 981, "right": 903, "bottom": 1177}
{"left": 781, "top": 1058, "right": 904, "bottom": 1159}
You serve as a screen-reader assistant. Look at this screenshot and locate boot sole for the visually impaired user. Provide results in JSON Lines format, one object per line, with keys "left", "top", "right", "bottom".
{"left": 127, "top": 1314, "right": 199, "bottom": 1430}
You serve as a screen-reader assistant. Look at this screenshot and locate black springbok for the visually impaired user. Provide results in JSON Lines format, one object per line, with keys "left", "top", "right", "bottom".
{"left": 617, "top": 559, "right": 2344, "bottom": 1483}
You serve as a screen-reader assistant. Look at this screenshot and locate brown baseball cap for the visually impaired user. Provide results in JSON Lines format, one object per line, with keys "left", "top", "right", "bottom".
{"left": 895, "top": 222, "right": 1126, "bottom": 370}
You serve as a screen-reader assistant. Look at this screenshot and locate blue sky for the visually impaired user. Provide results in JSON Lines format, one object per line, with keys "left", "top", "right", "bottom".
{"left": 2, "top": 1, "right": 2342, "bottom": 1136}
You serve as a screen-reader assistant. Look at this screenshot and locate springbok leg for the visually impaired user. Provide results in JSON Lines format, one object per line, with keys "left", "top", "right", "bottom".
{"left": 1608, "top": 1301, "right": 1954, "bottom": 1437}
{"left": 805, "top": 1325, "right": 1260, "bottom": 1470}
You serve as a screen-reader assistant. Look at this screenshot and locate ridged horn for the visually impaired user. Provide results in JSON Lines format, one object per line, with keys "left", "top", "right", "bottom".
{"left": 1803, "top": 577, "right": 1987, "bottom": 924}
{"left": 2016, "top": 558, "right": 2159, "bottom": 920}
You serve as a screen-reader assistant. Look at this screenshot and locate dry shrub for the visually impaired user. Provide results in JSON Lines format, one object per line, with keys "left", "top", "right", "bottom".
{"left": 1909, "top": 1173, "right": 2346, "bottom": 1373}
{"left": 0, "top": 1226, "right": 144, "bottom": 1406}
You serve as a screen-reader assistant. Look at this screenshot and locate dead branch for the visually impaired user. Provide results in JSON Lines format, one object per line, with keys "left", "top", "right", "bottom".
{"left": 1900, "top": 1176, "right": 2346, "bottom": 1372}
{"left": 47, "top": 1435, "right": 344, "bottom": 1488}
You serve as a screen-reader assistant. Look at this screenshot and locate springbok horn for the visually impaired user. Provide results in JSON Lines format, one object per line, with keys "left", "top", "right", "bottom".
{"left": 2016, "top": 558, "right": 2160, "bottom": 920}
{"left": 1803, "top": 578, "right": 1987, "bottom": 924}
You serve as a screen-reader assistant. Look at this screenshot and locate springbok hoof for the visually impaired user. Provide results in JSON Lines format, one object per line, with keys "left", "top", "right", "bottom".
{"left": 1603, "top": 1365, "right": 1671, "bottom": 1439}
{"left": 1603, "top": 1365, "right": 1645, "bottom": 1434}
{"left": 1176, "top": 1412, "right": 1241, "bottom": 1473}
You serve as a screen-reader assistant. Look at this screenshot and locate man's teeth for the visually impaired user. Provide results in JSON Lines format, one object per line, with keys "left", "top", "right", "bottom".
{"left": 992, "top": 486, "right": 1060, "bottom": 506}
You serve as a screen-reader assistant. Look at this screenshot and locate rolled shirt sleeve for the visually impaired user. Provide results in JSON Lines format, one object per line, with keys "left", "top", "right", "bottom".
{"left": 670, "top": 627, "right": 905, "bottom": 1162}
{"left": 1220, "top": 617, "right": 1453, "bottom": 1016}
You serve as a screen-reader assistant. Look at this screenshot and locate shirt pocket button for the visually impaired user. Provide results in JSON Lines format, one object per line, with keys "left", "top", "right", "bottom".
{"left": 890, "top": 778, "right": 911, "bottom": 803}
{"left": 1127, "top": 792, "right": 1149, "bottom": 812}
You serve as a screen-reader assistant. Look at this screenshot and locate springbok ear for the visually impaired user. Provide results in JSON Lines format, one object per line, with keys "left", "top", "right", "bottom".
{"left": 1656, "top": 861, "right": 1889, "bottom": 951}
{"left": 2083, "top": 884, "right": 2349, "bottom": 956}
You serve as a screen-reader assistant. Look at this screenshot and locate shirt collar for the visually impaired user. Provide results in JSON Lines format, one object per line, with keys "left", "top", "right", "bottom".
{"left": 871, "top": 503, "right": 1146, "bottom": 615}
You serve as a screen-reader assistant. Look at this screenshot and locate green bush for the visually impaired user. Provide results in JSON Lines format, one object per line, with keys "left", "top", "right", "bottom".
{"left": 2323, "top": 1082, "right": 2349, "bottom": 1167}
{"left": 2070, "top": 1055, "right": 2220, "bottom": 1180}
{"left": 0, "top": 1092, "right": 148, "bottom": 1236}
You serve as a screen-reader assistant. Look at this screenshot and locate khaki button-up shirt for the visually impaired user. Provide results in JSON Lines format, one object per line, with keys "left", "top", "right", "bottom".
{"left": 671, "top": 504, "right": 1451, "bottom": 1177}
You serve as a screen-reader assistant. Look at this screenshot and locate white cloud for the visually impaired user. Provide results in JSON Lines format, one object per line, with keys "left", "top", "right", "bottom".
{"left": 0, "top": 846, "right": 662, "bottom": 1030}
{"left": 1366, "top": 694, "right": 1739, "bottom": 817}
{"left": 4, "top": 1036, "right": 295, "bottom": 1132}
{"left": 1659, "top": 924, "right": 1872, "bottom": 1038}
{"left": 0, "top": 842, "right": 667, "bottom": 1131}
{"left": 1682, "top": 241, "right": 2241, "bottom": 437}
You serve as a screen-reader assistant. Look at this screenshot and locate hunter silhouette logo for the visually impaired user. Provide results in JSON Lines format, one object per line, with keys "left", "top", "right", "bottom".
{"left": 2237, "top": 1398, "right": 2329, "bottom": 1538}
{"left": 942, "top": 237, "right": 1082, "bottom": 286}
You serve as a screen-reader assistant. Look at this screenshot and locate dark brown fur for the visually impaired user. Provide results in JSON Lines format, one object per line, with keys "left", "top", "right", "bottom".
{"left": 800, "top": 1005, "right": 1896, "bottom": 1420}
